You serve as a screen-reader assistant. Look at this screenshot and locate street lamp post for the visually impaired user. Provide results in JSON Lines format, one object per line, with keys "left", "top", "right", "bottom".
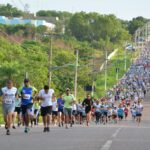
{"left": 48, "top": 35, "right": 52, "bottom": 87}
{"left": 104, "top": 49, "right": 108, "bottom": 91}
{"left": 74, "top": 50, "right": 79, "bottom": 100}
{"left": 124, "top": 49, "right": 127, "bottom": 71}
{"left": 116, "top": 50, "right": 119, "bottom": 82}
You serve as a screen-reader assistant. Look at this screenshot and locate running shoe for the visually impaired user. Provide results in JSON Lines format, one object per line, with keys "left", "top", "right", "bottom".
{"left": 12, "top": 125, "right": 16, "bottom": 129}
{"left": 43, "top": 127, "right": 47, "bottom": 132}
{"left": 6, "top": 129, "right": 10, "bottom": 135}
{"left": 65, "top": 125, "right": 69, "bottom": 129}
{"left": 46, "top": 127, "right": 50, "bottom": 132}
{"left": 24, "top": 127, "right": 29, "bottom": 133}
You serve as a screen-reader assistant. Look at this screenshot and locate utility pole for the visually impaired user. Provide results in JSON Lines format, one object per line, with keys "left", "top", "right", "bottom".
{"left": 25, "top": 72, "right": 28, "bottom": 79}
{"left": 124, "top": 41, "right": 127, "bottom": 71}
{"left": 116, "top": 50, "right": 119, "bottom": 82}
{"left": 124, "top": 49, "right": 127, "bottom": 71}
{"left": 48, "top": 36, "right": 52, "bottom": 87}
{"left": 74, "top": 50, "right": 79, "bottom": 100}
{"left": 104, "top": 49, "right": 108, "bottom": 91}
{"left": 91, "top": 48, "right": 95, "bottom": 97}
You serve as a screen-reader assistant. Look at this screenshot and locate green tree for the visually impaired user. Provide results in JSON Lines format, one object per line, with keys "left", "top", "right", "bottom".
{"left": 0, "top": 3, "right": 23, "bottom": 17}
{"left": 128, "top": 17, "right": 149, "bottom": 34}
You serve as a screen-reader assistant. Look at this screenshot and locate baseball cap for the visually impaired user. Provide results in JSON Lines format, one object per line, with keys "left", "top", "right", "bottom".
{"left": 24, "top": 78, "right": 30, "bottom": 83}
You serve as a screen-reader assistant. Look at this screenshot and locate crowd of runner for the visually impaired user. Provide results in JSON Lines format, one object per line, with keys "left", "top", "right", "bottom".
{"left": 0, "top": 47, "right": 150, "bottom": 135}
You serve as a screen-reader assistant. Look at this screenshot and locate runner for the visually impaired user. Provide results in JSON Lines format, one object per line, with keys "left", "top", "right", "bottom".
{"left": 76, "top": 100, "right": 83, "bottom": 124}
{"left": 72, "top": 103, "right": 77, "bottom": 125}
{"left": 13, "top": 97, "right": 21, "bottom": 128}
{"left": 33, "top": 99, "right": 40, "bottom": 125}
{"left": 38, "top": 85, "right": 54, "bottom": 132}
{"left": 57, "top": 94, "right": 64, "bottom": 127}
{"left": 112, "top": 106, "right": 118, "bottom": 124}
{"left": 135, "top": 100, "right": 143, "bottom": 126}
{"left": 124, "top": 106, "right": 129, "bottom": 120}
{"left": 1, "top": 80, "right": 17, "bottom": 135}
{"left": 82, "top": 94, "right": 93, "bottom": 126}
{"left": 63, "top": 88, "right": 75, "bottom": 129}
{"left": 117, "top": 104, "right": 124, "bottom": 121}
{"left": 19, "top": 79, "right": 37, "bottom": 133}
{"left": 52, "top": 95, "right": 58, "bottom": 126}
{"left": 130, "top": 104, "right": 136, "bottom": 121}
{"left": 94, "top": 100, "right": 101, "bottom": 125}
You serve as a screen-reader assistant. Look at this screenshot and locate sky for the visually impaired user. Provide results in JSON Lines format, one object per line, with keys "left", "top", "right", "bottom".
{"left": 1, "top": 0, "right": 150, "bottom": 20}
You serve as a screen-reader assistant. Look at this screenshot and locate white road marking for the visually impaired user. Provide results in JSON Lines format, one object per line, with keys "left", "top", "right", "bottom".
{"left": 100, "top": 140, "right": 112, "bottom": 150}
{"left": 100, "top": 128, "right": 121, "bottom": 150}
{"left": 112, "top": 128, "right": 121, "bottom": 138}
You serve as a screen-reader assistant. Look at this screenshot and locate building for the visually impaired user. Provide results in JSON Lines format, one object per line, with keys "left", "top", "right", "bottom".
{"left": 0, "top": 16, "right": 55, "bottom": 30}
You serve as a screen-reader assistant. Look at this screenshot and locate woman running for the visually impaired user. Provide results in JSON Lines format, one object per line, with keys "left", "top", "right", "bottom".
{"left": 135, "top": 100, "right": 143, "bottom": 126}
{"left": 82, "top": 94, "right": 93, "bottom": 126}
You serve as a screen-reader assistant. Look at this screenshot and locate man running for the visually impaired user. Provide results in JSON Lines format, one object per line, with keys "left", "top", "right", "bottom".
{"left": 12, "top": 97, "right": 21, "bottom": 128}
{"left": 1, "top": 80, "right": 17, "bottom": 135}
{"left": 19, "top": 79, "right": 37, "bottom": 133}
{"left": 57, "top": 94, "right": 64, "bottom": 127}
{"left": 38, "top": 85, "right": 54, "bottom": 132}
{"left": 63, "top": 88, "right": 75, "bottom": 129}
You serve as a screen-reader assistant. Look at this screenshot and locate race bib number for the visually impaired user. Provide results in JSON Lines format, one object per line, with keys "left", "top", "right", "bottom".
{"left": 4, "top": 97, "right": 13, "bottom": 104}
{"left": 23, "top": 94, "right": 31, "bottom": 100}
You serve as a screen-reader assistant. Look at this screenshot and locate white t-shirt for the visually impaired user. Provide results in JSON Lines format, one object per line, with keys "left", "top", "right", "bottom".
{"left": 72, "top": 104, "right": 77, "bottom": 111}
{"left": 94, "top": 103, "right": 101, "bottom": 112}
{"left": 136, "top": 104, "right": 143, "bottom": 114}
{"left": 52, "top": 101, "right": 58, "bottom": 111}
{"left": 2, "top": 87, "right": 17, "bottom": 104}
{"left": 38, "top": 89, "right": 54, "bottom": 107}
{"left": 77, "top": 103, "right": 82, "bottom": 112}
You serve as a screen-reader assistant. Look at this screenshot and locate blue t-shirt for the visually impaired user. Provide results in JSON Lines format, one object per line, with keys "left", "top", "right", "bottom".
{"left": 57, "top": 98, "right": 64, "bottom": 110}
{"left": 19, "top": 86, "right": 37, "bottom": 105}
{"left": 117, "top": 108, "right": 124, "bottom": 116}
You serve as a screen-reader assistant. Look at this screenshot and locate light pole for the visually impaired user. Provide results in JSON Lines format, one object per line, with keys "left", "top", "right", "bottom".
{"left": 116, "top": 50, "right": 119, "bottom": 82}
{"left": 25, "top": 72, "right": 28, "bottom": 79}
{"left": 104, "top": 49, "right": 108, "bottom": 91}
{"left": 48, "top": 35, "right": 52, "bottom": 87}
{"left": 74, "top": 50, "right": 79, "bottom": 100}
{"left": 124, "top": 50, "right": 127, "bottom": 71}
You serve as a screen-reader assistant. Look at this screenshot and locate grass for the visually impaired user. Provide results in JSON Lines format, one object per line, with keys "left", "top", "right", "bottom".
{"left": 0, "top": 103, "right": 3, "bottom": 124}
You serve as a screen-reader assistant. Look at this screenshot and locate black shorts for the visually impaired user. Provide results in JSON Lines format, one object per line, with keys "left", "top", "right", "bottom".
{"left": 15, "top": 107, "right": 21, "bottom": 114}
{"left": 41, "top": 106, "right": 52, "bottom": 116}
{"left": 72, "top": 110, "right": 77, "bottom": 116}
{"left": 118, "top": 115, "right": 123, "bottom": 119}
{"left": 77, "top": 111, "right": 82, "bottom": 116}
{"left": 136, "top": 113, "right": 142, "bottom": 117}
{"left": 52, "top": 111, "right": 58, "bottom": 116}
{"left": 85, "top": 106, "right": 91, "bottom": 114}
{"left": 34, "top": 109, "right": 40, "bottom": 116}
{"left": 103, "top": 111, "right": 108, "bottom": 117}
{"left": 21, "top": 103, "right": 33, "bottom": 115}
{"left": 58, "top": 108, "right": 64, "bottom": 114}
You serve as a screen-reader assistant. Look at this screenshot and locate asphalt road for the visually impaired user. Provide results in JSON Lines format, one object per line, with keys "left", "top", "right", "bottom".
{"left": 0, "top": 94, "right": 150, "bottom": 150}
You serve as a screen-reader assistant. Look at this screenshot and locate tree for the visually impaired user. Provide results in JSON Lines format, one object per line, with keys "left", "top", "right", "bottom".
{"left": 128, "top": 17, "right": 149, "bottom": 35}
{"left": 36, "top": 10, "right": 72, "bottom": 20}
{"left": 0, "top": 3, "right": 23, "bottom": 17}
{"left": 66, "top": 12, "right": 130, "bottom": 47}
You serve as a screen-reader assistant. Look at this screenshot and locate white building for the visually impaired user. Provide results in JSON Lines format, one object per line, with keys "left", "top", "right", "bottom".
{"left": 0, "top": 16, "right": 55, "bottom": 30}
